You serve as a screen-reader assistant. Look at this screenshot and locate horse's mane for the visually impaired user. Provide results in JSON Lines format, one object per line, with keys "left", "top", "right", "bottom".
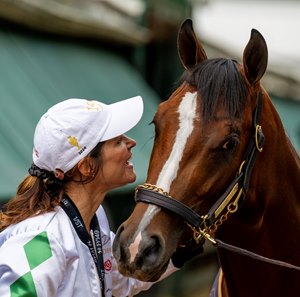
{"left": 183, "top": 58, "right": 248, "bottom": 121}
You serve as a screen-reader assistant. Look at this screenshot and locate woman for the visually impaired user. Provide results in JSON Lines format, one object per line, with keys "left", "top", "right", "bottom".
{"left": 0, "top": 96, "right": 180, "bottom": 297}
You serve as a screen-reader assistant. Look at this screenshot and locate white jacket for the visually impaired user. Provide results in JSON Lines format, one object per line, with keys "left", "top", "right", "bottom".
{"left": 0, "top": 206, "right": 177, "bottom": 297}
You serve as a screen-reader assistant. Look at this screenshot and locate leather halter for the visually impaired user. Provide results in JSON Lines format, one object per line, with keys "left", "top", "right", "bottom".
{"left": 135, "top": 92, "right": 265, "bottom": 245}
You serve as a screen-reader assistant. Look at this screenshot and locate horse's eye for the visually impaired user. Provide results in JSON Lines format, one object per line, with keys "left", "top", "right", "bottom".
{"left": 222, "top": 137, "right": 238, "bottom": 151}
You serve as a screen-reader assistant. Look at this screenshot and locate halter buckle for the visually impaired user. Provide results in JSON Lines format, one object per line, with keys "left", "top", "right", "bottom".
{"left": 187, "top": 219, "right": 216, "bottom": 246}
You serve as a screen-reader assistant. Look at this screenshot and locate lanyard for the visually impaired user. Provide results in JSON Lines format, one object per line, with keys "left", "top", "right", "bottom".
{"left": 60, "top": 194, "right": 106, "bottom": 297}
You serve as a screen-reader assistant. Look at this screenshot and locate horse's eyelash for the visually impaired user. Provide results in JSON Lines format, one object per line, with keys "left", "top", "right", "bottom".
{"left": 223, "top": 136, "right": 240, "bottom": 149}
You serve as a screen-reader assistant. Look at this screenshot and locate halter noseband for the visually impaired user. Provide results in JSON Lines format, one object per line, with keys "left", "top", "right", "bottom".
{"left": 135, "top": 92, "right": 265, "bottom": 246}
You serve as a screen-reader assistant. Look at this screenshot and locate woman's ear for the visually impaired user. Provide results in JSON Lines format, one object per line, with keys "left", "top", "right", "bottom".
{"left": 77, "top": 158, "right": 94, "bottom": 177}
{"left": 54, "top": 169, "right": 65, "bottom": 180}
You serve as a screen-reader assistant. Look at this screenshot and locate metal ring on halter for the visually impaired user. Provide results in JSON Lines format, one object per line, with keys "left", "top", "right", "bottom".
{"left": 255, "top": 125, "right": 264, "bottom": 152}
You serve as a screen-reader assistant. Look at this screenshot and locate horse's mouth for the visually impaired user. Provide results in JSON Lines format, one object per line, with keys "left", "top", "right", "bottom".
{"left": 117, "top": 259, "right": 170, "bottom": 282}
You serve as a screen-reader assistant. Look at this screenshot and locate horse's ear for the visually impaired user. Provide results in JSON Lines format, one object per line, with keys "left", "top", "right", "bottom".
{"left": 243, "top": 29, "right": 268, "bottom": 85}
{"left": 177, "top": 19, "right": 207, "bottom": 69}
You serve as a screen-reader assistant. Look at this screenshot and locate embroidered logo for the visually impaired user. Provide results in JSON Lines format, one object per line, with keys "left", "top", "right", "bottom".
{"left": 68, "top": 136, "right": 81, "bottom": 149}
{"left": 86, "top": 100, "right": 103, "bottom": 111}
{"left": 104, "top": 259, "right": 112, "bottom": 272}
{"left": 68, "top": 136, "right": 86, "bottom": 155}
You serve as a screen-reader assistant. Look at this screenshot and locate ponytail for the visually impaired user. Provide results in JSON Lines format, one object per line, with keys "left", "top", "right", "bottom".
{"left": 0, "top": 175, "right": 62, "bottom": 230}
{"left": 0, "top": 142, "right": 104, "bottom": 231}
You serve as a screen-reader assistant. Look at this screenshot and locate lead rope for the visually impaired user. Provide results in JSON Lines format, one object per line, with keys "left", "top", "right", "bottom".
{"left": 190, "top": 223, "right": 300, "bottom": 271}
{"left": 212, "top": 239, "right": 300, "bottom": 271}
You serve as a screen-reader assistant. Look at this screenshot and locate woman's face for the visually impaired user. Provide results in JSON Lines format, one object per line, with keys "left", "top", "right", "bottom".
{"left": 97, "top": 135, "right": 137, "bottom": 190}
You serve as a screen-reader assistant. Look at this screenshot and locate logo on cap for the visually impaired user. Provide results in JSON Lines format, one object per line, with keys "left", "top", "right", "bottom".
{"left": 68, "top": 136, "right": 87, "bottom": 155}
{"left": 86, "top": 100, "right": 103, "bottom": 111}
{"left": 68, "top": 136, "right": 81, "bottom": 150}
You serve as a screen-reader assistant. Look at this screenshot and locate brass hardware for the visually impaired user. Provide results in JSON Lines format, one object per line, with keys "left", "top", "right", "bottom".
{"left": 214, "top": 183, "right": 239, "bottom": 218}
{"left": 238, "top": 160, "right": 246, "bottom": 174}
{"left": 190, "top": 187, "right": 244, "bottom": 240}
{"left": 200, "top": 228, "right": 217, "bottom": 245}
{"left": 136, "top": 183, "right": 171, "bottom": 197}
{"left": 255, "top": 125, "right": 263, "bottom": 152}
{"left": 138, "top": 182, "right": 242, "bottom": 246}
{"left": 186, "top": 222, "right": 216, "bottom": 245}
{"left": 211, "top": 161, "right": 246, "bottom": 219}
{"left": 231, "top": 188, "right": 244, "bottom": 208}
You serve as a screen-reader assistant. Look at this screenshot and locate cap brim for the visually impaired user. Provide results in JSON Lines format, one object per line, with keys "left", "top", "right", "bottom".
{"left": 101, "top": 96, "right": 144, "bottom": 141}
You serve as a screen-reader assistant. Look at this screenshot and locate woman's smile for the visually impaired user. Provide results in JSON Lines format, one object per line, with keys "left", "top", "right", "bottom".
{"left": 97, "top": 135, "right": 137, "bottom": 190}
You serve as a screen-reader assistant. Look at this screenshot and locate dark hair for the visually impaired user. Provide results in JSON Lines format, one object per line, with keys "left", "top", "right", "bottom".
{"left": 182, "top": 58, "right": 248, "bottom": 121}
{"left": 0, "top": 142, "right": 105, "bottom": 230}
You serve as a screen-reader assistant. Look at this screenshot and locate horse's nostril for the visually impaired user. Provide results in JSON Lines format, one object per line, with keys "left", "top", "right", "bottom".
{"left": 113, "top": 225, "right": 165, "bottom": 275}
{"left": 137, "top": 235, "right": 163, "bottom": 267}
{"left": 146, "top": 235, "right": 162, "bottom": 255}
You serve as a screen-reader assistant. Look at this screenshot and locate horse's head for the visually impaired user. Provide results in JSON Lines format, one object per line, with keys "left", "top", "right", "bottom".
{"left": 113, "top": 19, "right": 268, "bottom": 281}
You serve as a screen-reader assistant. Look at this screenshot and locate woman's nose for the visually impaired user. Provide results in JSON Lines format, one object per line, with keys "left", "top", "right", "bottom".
{"left": 124, "top": 135, "right": 136, "bottom": 149}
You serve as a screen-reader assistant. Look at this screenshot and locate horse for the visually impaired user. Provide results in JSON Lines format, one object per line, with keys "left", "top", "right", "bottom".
{"left": 112, "top": 19, "right": 300, "bottom": 297}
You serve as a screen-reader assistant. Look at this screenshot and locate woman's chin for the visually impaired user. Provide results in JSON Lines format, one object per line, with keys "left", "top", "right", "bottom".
{"left": 127, "top": 173, "right": 137, "bottom": 184}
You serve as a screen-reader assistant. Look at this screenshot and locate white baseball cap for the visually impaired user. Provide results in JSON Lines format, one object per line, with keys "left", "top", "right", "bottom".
{"left": 32, "top": 96, "right": 143, "bottom": 173}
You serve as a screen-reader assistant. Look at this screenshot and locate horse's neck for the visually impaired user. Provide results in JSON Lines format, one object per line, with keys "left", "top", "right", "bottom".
{"left": 260, "top": 99, "right": 300, "bottom": 193}
{"left": 265, "top": 132, "right": 300, "bottom": 186}
{"left": 220, "top": 99, "right": 300, "bottom": 249}
{"left": 256, "top": 100, "right": 298, "bottom": 216}
{"left": 218, "top": 127, "right": 300, "bottom": 297}
{"left": 284, "top": 133, "right": 300, "bottom": 168}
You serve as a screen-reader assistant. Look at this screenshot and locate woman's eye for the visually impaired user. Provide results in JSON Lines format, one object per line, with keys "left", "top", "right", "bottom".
{"left": 116, "top": 137, "right": 123, "bottom": 144}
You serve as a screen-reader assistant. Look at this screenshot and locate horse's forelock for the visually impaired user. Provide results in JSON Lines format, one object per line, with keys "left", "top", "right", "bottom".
{"left": 183, "top": 58, "right": 248, "bottom": 121}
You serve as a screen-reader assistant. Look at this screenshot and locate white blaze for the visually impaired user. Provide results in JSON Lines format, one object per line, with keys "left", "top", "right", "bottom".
{"left": 156, "top": 91, "right": 197, "bottom": 191}
{"left": 128, "top": 92, "right": 197, "bottom": 261}
{"left": 128, "top": 204, "right": 160, "bottom": 263}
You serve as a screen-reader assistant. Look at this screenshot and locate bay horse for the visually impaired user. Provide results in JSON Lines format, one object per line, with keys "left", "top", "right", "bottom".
{"left": 113, "top": 19, "right": 300, "bottom": 297}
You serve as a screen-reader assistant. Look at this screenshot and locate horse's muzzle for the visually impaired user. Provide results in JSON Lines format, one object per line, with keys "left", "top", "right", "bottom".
{"left": 112, "top": 223, "right": 169, "bottom": 281}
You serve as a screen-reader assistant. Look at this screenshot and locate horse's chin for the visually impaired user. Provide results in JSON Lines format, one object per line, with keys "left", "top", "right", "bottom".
{"left": 117, "top": 259, "right": 170, "bottom": 282}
